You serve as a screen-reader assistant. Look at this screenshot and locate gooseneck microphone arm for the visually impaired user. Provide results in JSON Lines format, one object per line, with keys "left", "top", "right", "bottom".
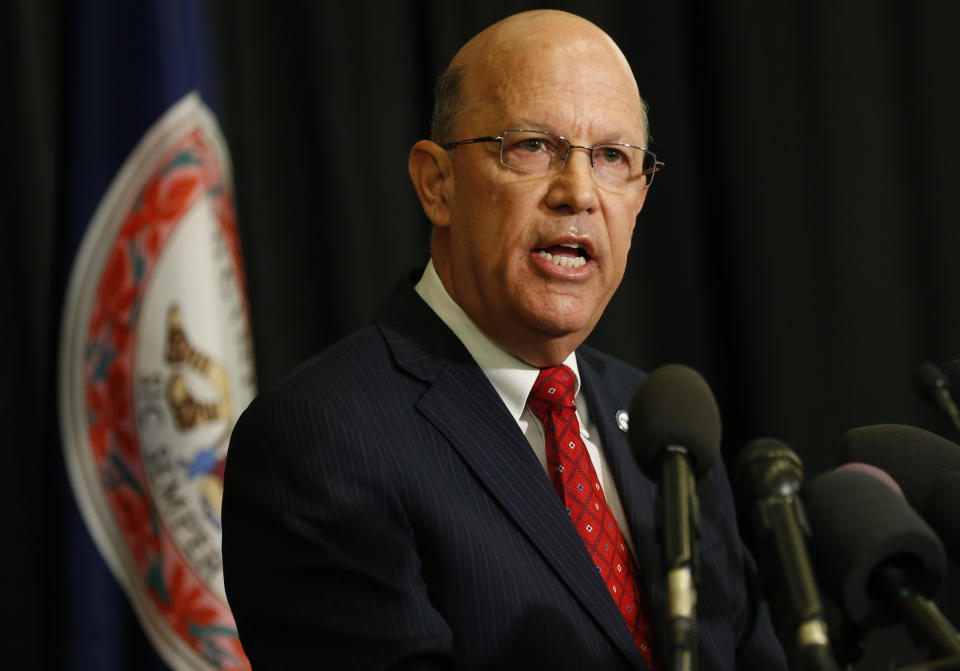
{"left": 736, "top": 440, "right": 838, "bottom": 671}
{"left": 661, "top": 445, "right": 700, "bottom": 671}
{"left": 871, "top": 563, "right": 960, "bottom": 659}
{"left": 757, "top": 497, "right": 835, "bottom": 669}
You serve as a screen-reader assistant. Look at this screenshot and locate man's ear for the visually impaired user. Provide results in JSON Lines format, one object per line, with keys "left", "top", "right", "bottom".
{"left": 632, "top": 184, "right": 649, "bottom": 219}
{"left": 408, "top": 140, "right": 454, "bottom": 227}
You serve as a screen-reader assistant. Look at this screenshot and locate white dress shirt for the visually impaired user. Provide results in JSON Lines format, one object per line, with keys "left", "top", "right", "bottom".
{"left": 415, "top": 260, "right": 636, "bottom": 554}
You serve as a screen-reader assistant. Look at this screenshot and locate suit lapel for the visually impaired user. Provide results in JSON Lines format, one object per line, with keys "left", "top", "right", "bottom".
{"left": 377, "top": 279, "right": 646, "bottom": 669}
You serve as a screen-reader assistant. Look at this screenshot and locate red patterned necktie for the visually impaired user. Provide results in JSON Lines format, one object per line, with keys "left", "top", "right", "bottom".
{"left": 527, "top": 365, "right": 657, "bottom": 669}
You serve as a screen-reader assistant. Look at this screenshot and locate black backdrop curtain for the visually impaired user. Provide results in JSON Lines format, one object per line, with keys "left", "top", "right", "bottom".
{"left": 7, "top": 0, "right": 960, "bottom": 667}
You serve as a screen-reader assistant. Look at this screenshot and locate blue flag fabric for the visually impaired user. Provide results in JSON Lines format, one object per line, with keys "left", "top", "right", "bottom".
{"left": 61, "top": 0, "right": 212, "bottom": 260}
{"left": 57, "top": 2, "right": 254, "bottom": 669}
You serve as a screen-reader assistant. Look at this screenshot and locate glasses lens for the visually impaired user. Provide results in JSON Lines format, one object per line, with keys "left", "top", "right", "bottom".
{"left": 500, "top": 131, "right": 659, "bottom": 187}
{"left": 591, "top": 145, "right": 639, "bottom": 186}
{"left": 500, "top": 131, "right": 566, "bottom": 174}
{"left": 591, "top": 146, "right": 659, "bottom": 187}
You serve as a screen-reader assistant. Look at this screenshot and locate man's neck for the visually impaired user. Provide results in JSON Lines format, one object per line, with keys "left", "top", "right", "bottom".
{"left": 424, "top": 258, "right": 585, "bottom": 367}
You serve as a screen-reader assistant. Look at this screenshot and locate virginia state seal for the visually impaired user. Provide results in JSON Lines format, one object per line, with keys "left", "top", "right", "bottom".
{"left": 59, "top": 92, "right": 254, "bottom": 671}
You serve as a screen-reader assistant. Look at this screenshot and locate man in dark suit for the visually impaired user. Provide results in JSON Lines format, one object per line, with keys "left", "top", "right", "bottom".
{"left": 222, "top": 9, "right": 786, "bottom": 670}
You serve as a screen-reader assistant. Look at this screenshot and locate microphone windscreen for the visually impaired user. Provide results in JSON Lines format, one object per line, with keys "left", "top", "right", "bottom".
{"left": 628, "top": 363, "right": 720, "bottom": 479}
{"left": 913, "top": 361, "right": 950, "bottom": 402}
{"left": 835, "top": 462, "right": 904, "bottom": 498}
{"left": 926, "top": 470, "right": 960, "bottom": 561}
{"left": 837, "top": 424, "right": 960, "bottom": 513}
{"left": 802, "top": 468, "right": 945, "bottom": 627}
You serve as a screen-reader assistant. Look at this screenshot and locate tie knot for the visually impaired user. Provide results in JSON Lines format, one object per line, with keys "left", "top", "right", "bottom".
{"left": 527, "top": 365, "right": 577, "bottom": 417}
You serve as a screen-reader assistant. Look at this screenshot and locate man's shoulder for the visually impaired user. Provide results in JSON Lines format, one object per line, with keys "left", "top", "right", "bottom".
{"left": 228, "top": 322, "right": 433, "bottom": 460}
{"left": 261, "top": 324, "right": 405, "bottom": 408}
{"left": 255, "top": 275, "right": 444, "bottom": 406}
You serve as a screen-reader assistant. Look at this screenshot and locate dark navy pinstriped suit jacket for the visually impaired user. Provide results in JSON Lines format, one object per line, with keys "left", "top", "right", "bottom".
{"left": 222, "top": 274, "right": 787, "bottom": 670}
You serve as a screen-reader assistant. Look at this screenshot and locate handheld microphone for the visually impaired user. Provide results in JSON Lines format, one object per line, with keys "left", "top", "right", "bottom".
{"left": 802, "top": 467, "right": 959, "bottom": 659}
{"left": 838, "top": 424, "right": 960, "bottom": 562}
{"left": 941, "top": 359, "right": 960, "bottom": 392}
{"left": 913, "top": 361, "right": 960, "bottom": 439}
{"left": 734, "top": 438, "right": 838, "bottom": 671}
{"left": 629, "top": 364, "right": 720, "bottom": 671}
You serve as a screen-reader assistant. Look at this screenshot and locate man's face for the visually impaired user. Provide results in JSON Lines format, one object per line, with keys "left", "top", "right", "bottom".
{"left": 433, "top": 29, "right": 649, "bottom": 365}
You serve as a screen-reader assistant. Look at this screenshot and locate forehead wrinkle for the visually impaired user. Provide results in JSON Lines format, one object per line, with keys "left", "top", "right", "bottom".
{"left": 475, "top": 74, "right": 642, "bottom": 144}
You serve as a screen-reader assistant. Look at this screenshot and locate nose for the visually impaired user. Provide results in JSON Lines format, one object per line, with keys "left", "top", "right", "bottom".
{"left": 544, "top": 147, "right": 599, "bottom": 214}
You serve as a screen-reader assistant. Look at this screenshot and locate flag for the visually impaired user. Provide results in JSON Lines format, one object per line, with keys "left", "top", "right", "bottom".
{"left": 57, "top": 1, "right": 253, "bottom": 669}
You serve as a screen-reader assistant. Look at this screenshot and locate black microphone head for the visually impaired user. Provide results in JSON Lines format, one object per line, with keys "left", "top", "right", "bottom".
{"left": 942, "top": 359, "right": 960, "bottom": 392}
{"left": 913, "top": 361, "right": 950, "bottom": 402}
{"left": 628, "top": 363, "right": 720, "bottom": 479}
{"left": 734, "top": 437, "right": 804, "bottom": 504}
{"left": 837, "top": 424, "right": 960, "bottom": 515}
{"left": 926, "top": 470, "right": 960, "bottom": 561}
{"left": 803, "top": 468, "right": 946, "bottom": 627}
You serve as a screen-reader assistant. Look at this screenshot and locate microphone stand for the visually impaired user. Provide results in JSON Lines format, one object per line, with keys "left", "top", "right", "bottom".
{"left": 736, "top": 438, "right": 838, "bottom": 670}
{"left": 661, "top": 445, "right": 700, "bottom": 671}
{"left": 871, "top": 564, "right": 960, "bottom": 659}
{"left": 753, "top": 494, "right": 837, "bottom": 670}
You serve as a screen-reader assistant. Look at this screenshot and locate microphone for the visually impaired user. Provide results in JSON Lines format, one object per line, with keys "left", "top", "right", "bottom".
{"left": 629, "top": 363, "right": 721, "bottom": 671}
{"left": 913, "top": 361, "right": 960, "bottom": 439}
{"left": 835, "top": 461, "right": 904, "bottom": 497}
{"left": 838, "top": 424, "right": 960, "bottom": 562}
{"left": 942, "top": 359, "right": 960, "bottom": 392}
{"left": 734, "top": 438, "right": 838, "bottom": 671}
{"left": 802, "top": 467, "right": 960, "bottom": 659}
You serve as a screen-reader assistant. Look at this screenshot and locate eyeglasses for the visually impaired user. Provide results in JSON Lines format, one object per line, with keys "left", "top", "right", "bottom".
{"left": 441, "top": 129, "right": 664, "bottom": 188}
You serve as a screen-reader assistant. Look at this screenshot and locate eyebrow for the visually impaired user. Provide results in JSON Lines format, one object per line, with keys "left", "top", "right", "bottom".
{"left": 504, "top": 119, "right": 553, "bottom": 134}
{"left": 505, "top": 121, "right": 637, "bottom": 146}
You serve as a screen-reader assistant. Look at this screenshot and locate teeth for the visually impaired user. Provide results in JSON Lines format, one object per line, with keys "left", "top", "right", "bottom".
{"left": 537, "top": 249, "right": 586, "bottom": 268}
{"left": 560, "top": 242, "right": 582, "bottom": 250}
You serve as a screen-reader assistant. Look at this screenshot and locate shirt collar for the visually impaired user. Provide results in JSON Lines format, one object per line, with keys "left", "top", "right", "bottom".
{"left": 414, "top": 259, "right": 582, "bottom": 423}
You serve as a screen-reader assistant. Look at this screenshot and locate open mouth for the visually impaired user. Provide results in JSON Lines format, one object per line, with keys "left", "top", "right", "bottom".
{"left": 535, "top": 242, "right": 590, "bottom": 269}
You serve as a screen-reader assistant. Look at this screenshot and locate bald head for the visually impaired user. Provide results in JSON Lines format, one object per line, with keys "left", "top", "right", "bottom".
{"left": 431, "top": 10, "right": 648, "bottom": 146}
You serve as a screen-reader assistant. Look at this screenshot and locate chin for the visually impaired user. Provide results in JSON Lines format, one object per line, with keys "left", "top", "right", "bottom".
{"left": 524, "top": 309, "right": 597, "bottom": 341}
{"left": 528, "top": 293, "right": 606, "bottom": 331}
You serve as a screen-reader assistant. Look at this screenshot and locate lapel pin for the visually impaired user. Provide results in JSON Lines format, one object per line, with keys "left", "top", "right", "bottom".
{"left": 615, "top": 409, "right": 629, "bottom": 433}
